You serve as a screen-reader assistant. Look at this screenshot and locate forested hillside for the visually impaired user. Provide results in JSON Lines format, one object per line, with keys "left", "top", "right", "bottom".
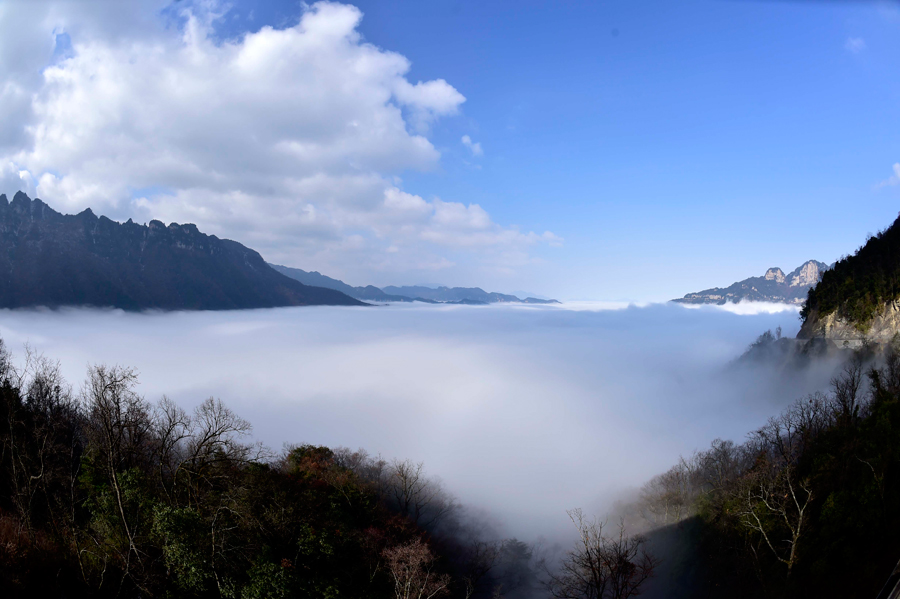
{"left": 0, "top": 341, "right": 546, "bottom": 598}
{"left": 801, "top": 213, "right": 900, "bottom": 328}
{"left": 633, "top": 340, "right": 900, "bottom": 598}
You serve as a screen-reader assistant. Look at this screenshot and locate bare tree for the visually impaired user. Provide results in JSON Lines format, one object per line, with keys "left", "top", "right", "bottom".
{"left": 387, "top": 459, "right": 459, "bottom": 529}
{"left": 735, "top": 396, "right": 826, "bottom": 575}
{"left": 638, "top": 457, "right": 699, "bottom": 527}
{"left": 383, "top": 539, "right": 451, "bottom": 599}
{"left": 736, "top": 465, "right": 812, "bottom": 576}
{"left": 698, "top": 438, "right": 748, "bottom": 497}
{"left": 831, "top": 356, "right": 865, "bottom": 425}
{"left": 81, "top": 364, "right": 154, "bottom": 592}
{"left": 459, "top": 539, "right": 502, "bottom": 599}
{"left": 333, "top": 447, "right": 388, "bottom": 485}
{"left": 547, "top": 509, "right": 655, "bottom": 599}
{"left": 152, "top": 395, "right": 191, "bottom": 504}
{"left": 1, "top": 348, "right": 79, "bottom": 536}
{"left": 177, "top": 397, "right": 254, "bottom": 508}
{"left": 151, "top": 396, "right": 258, "bottom": 593}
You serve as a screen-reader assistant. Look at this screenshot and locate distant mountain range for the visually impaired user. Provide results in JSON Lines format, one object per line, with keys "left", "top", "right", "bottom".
{"left": 270, "top": 264, "right": 559, "bottom": 305}
{"left": 672, "top": 260, "right": 829, "bottom": 305}
{"left": 0, "top": 192, "right": 363, "bottom": 310}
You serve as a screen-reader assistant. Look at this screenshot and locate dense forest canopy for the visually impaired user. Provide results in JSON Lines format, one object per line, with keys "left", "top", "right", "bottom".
{"left": 801, "top": 213, "right": 900, "bottom": 327}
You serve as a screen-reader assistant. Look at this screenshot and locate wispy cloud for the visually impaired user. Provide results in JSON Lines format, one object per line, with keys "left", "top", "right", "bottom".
{"left": 461, "top": 134, "right": 483, "bottom": 157}
{"left": 876, "top": 163, "right": 900, "bottom": 189}
{"left": 845, "top": 37, "right": 866, "bottom": 54}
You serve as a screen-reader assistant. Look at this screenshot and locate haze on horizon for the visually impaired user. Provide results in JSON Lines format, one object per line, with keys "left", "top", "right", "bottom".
{"left": 2, "top": 0, "right": 899, "bottom": 302}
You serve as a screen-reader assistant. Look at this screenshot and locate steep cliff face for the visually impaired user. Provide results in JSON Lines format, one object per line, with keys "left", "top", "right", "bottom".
{"left": 798, "top": 302, "right": 900, "bottom": 342}
{"left": 673, "top": 260, "right": 828, "bottom": 305}
{"left": 790, "top": 260, "right": 821, "bottom": 287}
{"left": 0, "top": 192, "right": 363, "bottom": 310}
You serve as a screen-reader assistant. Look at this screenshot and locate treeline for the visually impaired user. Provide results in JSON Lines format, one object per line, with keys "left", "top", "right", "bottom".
{"left": 0, "top": 341, "right": 540, "bottom": 598}
{"left": 802, "top": 213, "right": 900, "bottom": 327}
{"left": 633, "top": 343, "right": 900, "bottom": 597}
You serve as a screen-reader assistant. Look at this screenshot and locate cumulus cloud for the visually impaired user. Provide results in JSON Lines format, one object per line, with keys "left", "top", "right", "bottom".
{"left": 461, "top": 134, "right": 483, "bottom": 156}
{"left": 0, "top": 0, "right": 555, "bottom": 282}
{"left": 845, "top": 37, "right": 866, "bottom": 54}
{"left": 371, "top": 188, "right": 561, "bottom": 274}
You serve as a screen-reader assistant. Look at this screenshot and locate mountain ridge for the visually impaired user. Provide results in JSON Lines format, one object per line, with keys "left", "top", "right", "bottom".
{"left": 269, "top": 264, "right": 416, "bottom": 302}
{"left": 672, "top": 260, "right": 829, "bottom": 305}
{"left": 270, "top": 264, "right": 560, "bottom": 305}
{"left": 0, "top": 192, "right": 364, "bottom": 310}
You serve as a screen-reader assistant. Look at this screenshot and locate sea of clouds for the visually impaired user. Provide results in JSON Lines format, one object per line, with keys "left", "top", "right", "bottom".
{"left": 0, "top": 301, "right": 837, "bottom": 540}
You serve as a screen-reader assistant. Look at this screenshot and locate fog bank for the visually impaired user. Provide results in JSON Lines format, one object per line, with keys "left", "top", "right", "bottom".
{"left": 0, "top": 302, "right": 836, "bottom": 540}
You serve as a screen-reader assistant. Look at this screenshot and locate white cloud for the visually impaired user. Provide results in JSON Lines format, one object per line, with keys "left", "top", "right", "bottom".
{"left": 377, "top": 188, "right": 561, "bottom": 250}
{"left": 0, "top": 0, "right": 556, "bottom": 283}
{"left": 876, "top": 163, "right": 900, "bottom": 188}
{"left": 461, "top": 134, "right": 483, "bottom": 157}
{"left": 845, "top": 37, "right": 866, "bottom": 54}
{"left": 677, "top": 300, "right": 800, "bottom": 316}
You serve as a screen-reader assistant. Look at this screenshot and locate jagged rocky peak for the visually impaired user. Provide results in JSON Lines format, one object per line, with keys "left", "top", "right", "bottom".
{"left": 764, "top": 267, "right": 785, "bottom": 283}
{"left": 789, "top": 260, "right": 823, "bottom": 287}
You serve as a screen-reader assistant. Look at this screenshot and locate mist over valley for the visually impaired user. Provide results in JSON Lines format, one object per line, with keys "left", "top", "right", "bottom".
{"left": 0, "top": 302, "right": 831, "bottom": 539}
{"left": 1, "top": 0, "right": 898, "bottom": 595}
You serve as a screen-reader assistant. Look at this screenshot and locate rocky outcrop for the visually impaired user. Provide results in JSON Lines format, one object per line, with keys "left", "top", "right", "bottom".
{"left": 765, "top": 268, "right": 786, "bottom": 283}
{"left": 798, "top": 302, "right": 900, "bottom": 343}
{"left": 790, "top": 260, "right": 822, "bottom": 287}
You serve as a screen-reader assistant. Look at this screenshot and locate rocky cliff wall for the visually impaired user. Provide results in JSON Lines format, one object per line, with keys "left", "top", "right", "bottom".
{"left": 798, "top": 301, "right": 900, "bottom": 342}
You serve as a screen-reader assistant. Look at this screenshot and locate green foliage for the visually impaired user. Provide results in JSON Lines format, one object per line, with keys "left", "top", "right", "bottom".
{"left": 802, "top": 214, "right": 900, "bottom": 326}
{"left": 152, "top": 506, "right": 213, "bottom": 594}
{"left": 240, "top": 561, "right": 294, "bottom": 599}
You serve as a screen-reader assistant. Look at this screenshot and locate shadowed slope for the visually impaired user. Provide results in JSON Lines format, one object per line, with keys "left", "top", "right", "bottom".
{"left": 0, "top": 192, "right": 364, "bottom": 310}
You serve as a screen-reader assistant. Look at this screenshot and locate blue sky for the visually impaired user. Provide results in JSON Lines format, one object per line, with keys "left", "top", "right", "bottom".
{"left": 196, "top": 0, "right": 900, "bottom": 298}
{"left": 348, "top": 0, "right": 900, "bottom": 299}
{"left": 1, "top": 0, "right": 899, "bottom": 300}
